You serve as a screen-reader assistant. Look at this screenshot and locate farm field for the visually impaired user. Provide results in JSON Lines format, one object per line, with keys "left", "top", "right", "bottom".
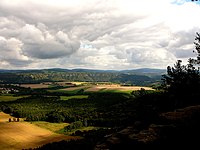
{"left": 0, "top": 112, "right": 80, "bottom": 150}
{"left": 19, "top": 82, "right": 86, "bottom": 89}
{"left": 85, "top": 84, "right": 154, "bottom": 92}
{"left": 55, "top": 83, "right": 154, "bottom": 93}
{"left": 20, "top": 82, "right": 154, "bottom": 91}
{"left": 20, "top": 83, "right": 50, "bottom": 89}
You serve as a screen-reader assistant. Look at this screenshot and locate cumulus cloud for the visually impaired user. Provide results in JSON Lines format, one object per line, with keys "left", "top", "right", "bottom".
{"left": 19, "top": 24, "right": 80, "bottom": 59}
{"left": 0, "top": 36, "right": 31, "bottom": 67}
{"left": 0, "top": 0, "right": 200, "bottom": 69}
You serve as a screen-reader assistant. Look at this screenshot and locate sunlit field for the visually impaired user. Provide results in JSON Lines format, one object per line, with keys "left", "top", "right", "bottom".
{"left": 31, "top": 121, "right": 70, "bottom": 132}
{"left": 0, "top": 112, "right": 80, "bottom": 150}
{"left": 60, "top": 95, "right": 88, "bottom": 100}
{"left": 50, "top": 83, "right": 154, "bottom": 94}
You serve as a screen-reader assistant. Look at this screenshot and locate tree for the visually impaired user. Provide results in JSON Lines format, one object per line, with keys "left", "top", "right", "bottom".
{"left": 162, "top": 60, "right": 185, "bottom": 92}
{"left": 47, "top": 111, "right": 65, "bottom": 123}
{"left": 191, "top": 32, "right": 200, "bottom": 65}
{"left": 162, "top": 33, "right": 200, "bottom": 107}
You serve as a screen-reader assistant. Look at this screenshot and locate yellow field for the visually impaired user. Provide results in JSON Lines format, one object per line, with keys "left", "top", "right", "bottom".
{"left": 0, "top": 112, "right": 80, "bottom": 150}
{"left": 20, "top": 82, "right": 154, "bottom": 92}
{"left": 86, "top": 85, "right": 152, "bottom": 92}
{"left": 61, "top": 84, "right": 153, "bottom": 92}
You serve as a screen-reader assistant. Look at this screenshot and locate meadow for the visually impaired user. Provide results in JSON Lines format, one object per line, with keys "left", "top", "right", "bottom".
{"left": 0, "top": 95, "right": 29, "bottom": 102}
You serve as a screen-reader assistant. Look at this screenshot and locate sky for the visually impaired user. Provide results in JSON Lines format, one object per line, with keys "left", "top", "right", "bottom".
{"left": 0, "top": 0, "right": 200, "bottom": 70}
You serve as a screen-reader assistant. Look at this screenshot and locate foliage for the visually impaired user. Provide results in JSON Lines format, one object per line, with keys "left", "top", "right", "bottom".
{"left": 32, "top": 121, "right": 69, "bottom": 132}
{"left": 162, "top": 60, "right": 200, "bottom": 94}
{"left": 64, "top": 121, "right": 84, "bottom": 131}
{"left": 0, "top": 92, "right": 135, "bottom": 127}
{"left": 47, "top": 111, "right": 65, "bottom": 123}
{"left": 0, "top": 71, "right": 161, "bottom": 86}
{"left": 191, "top": 32, "right": 200, "bottom": 65}
{"left": 162, "top": 33, "right": 200, "bottom": 107}
{"left": 131, "top": 88, "right": 152, "bottom": 97}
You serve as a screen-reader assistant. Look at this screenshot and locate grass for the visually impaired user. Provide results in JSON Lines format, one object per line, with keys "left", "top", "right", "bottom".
{"left": 60, "top": 95, "right": 88, "bottom": 100}
{"left": 58, "top": 126, "right": 98, "bottom": 135}
{"left": 32, "top": 120, "right": 98, "bottom": 136}
{"left": 0, "top": 95, "right": 29, "bottom": 102}
{"left": 31, "top": 121, "right": 69, "bottom": 133}
{"left": 48, "top": 89, "right": 82, "bottom": 95}
{"left": 99, "top": 89, "right": 133, "bottom": 94}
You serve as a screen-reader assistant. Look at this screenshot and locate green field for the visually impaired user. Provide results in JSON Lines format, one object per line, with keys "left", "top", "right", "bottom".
{"left": 31, "top": 121, "right": 70, "bottom": 133}
{"left": 60, "top": 95, "right": 88, "bottom": 100}
{"left": 96, "top": 89, "right": 133, "bottom": 94}
{"left": 32, "top": 121, "right": 97, "bottom": 136}
{"left": 0, "top": 95, "right": 28, "bottom": 102}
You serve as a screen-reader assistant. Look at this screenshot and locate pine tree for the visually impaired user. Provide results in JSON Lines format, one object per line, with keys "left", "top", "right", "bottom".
{"left": 162, "top": 33, "right": 200, "bottom": 107}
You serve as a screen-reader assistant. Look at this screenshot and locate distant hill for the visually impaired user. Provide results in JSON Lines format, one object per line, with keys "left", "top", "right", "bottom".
{"left": 120, "top": 68, "right": 166, "bottom": 74}
{"left": 0, "top": 68, "right": 166, "bottom": 86}
{"left": 0, "top": 68, "right": 166, "bottom": 74}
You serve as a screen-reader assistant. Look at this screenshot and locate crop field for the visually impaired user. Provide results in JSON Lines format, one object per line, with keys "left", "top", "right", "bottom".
{"left": 54, "top": 83, "right": 154, "bottom": 94}
{"left": 20, "top": 82, "right": 87, "bottom": 89}
{"left": 20, "top": 83, "right": 50, "bottom": 89}
{"left": 0, "top": 112, "right": 80, "bottom": 150}
{"left": 20, "top": 82, "right": 154, "bottom": 94}
{"left": 85, "top": 84, "right": 154, "bottom": 92}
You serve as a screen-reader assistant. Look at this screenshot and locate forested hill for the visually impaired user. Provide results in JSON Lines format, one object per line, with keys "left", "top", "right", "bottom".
{"left": 0, "top": 68, "right": 166, "bottom": 86}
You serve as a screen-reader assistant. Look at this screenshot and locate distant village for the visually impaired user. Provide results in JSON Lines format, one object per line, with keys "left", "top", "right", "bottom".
{"left": 0, "top": 87, "right": 19, "bottom": 94}
{"left": 0, "top": 84, "right": 19, "bottom": 94}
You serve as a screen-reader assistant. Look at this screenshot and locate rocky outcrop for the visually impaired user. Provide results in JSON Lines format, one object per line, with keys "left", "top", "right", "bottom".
{"left": 95, "top": 105, "right": 200, "bottom": 149}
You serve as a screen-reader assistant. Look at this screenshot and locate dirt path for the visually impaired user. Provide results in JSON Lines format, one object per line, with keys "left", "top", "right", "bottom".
{"left": 0, "top": 112, "right": 79, "bottom": 150}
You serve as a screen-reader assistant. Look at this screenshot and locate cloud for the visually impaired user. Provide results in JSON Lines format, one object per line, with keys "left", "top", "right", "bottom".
{"left": 0, "top": 0, "right": 200, "bottom": 69}
{"left": 0, "top": 36, "right": 31, "bottom": 67}
{"left": 167, "top": 30, "right": 197, "bottom": 59}
{"left": 19, "top": 24, "right": 80, "bottom": 59}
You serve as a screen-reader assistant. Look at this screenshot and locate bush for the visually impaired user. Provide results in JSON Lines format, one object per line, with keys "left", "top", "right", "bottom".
{"left": 47, "top": 111, "right": 65, "bottom": 123}
{"left": 64, "top": 121, "right": 83, "bottom": 131}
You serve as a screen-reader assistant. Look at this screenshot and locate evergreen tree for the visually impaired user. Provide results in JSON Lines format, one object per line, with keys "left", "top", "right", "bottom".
{"left": 162, "top": 33, "right": 200, "bottom": 107}
{"left": 191, "top": 32, "right": 200, "bottom": 65}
